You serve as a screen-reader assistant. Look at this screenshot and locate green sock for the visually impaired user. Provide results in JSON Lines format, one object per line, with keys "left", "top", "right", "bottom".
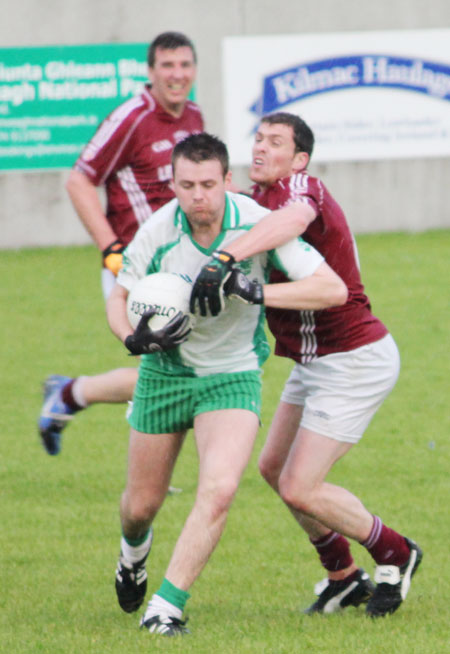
{"left": 123, "top": 528, "right": 151, "bottom": 547}
{"left": 155, "top": 577, "right": 190, "bottom": 612}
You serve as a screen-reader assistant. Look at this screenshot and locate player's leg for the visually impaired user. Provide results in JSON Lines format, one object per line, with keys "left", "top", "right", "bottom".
{"left": 116, "top": 427, "right": 185, "bottom": 614}
{"left": 259, "top": 400, "right": 371, "bottom": 611}
{"left": 141, "top": 408, "right": 259, "bottom": 635}
{"left": 169, "top": 408, "right": 259, "bottom": 587}
{"left": 38, "top": 268, "right": 135, "bottom": 455}
{"left": 278, "top": 336, "right": 421, "bottom": 616}
{"left": 38, "top": 368, "right": 138, "bottom": 455}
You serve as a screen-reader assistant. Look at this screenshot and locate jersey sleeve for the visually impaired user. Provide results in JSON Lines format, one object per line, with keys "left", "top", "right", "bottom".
{"left": 269, "top": 238, "right": 324, "bottom": 280}
{"left": 280, "top": 174, "right": 321, "bottom": 217}
{"left": 117, "top": 200, "right": 179, "bottom": 290}
{"left": 117, "top": 223, "right": 155, "bottom": 291}
{"left": 74, "top": 96, "right": 146, "bottom": 185}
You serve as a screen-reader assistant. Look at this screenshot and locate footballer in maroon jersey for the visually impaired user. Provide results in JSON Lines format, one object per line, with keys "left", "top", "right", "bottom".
{"left": 191, "top": 112, "right": 422, "bottom": 618}
{"left": 66, "top": 32, "right": 203, "bottom": 282}
{"left": 252, "top": 173, "right": 387, "bottom": 362}
{"left": 75, "top": 87, "right": 203, "bottom": 249}
{"left": 39, "top": 33, "right": 203, "bottom": 455}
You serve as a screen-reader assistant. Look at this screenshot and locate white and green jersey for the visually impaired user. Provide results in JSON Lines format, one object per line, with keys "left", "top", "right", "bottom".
{"left": 118, "top": 191, "right": 324, "bottom": 377}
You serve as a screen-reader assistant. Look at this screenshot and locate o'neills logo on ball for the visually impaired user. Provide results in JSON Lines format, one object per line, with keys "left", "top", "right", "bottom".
{"left": 129, "top": 300, "right": 178, "bottom": 319}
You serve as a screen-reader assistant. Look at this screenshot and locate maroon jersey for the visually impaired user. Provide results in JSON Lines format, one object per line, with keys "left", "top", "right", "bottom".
{"left": 252, "top": 173, "right": 387, "bottom": 363}
{"left": 74, "top": 85, "right": 204, "bottom": 246}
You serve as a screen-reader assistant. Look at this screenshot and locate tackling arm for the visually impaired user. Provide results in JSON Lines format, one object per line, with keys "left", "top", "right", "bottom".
{"left": 190, "top": 202, "right": 317, "bottom": 317}
{"left": 263, "top": 262, "right": 348, "bottom": 310}
{"left": 225, "top": 262, "right": 347, "bottom": 311}
{"left": 225, "top": 201, "right": 316, "bottom": 262}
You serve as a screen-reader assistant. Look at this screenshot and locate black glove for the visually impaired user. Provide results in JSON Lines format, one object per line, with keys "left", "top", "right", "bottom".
{"left": 190, "top": 250, "right": 236, "bottom": 317}
{"left": 102, "top": 239, "right": 125, "bottom": 276}
{"left": 224, "top": 269, "right": 264, "bottom": 305}
{"left": 124, "top": 308, "right": 191, "bottom": 355}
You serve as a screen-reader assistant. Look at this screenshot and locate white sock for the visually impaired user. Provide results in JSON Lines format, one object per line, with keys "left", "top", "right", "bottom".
{"left": 144, "top": 593, "right": 182, "bottom": 621}
{"left": 72, "top": 377, "right": 88, "bottom": 408}
{"left": 121, "top": 527, "right": 153, "bottom": 564}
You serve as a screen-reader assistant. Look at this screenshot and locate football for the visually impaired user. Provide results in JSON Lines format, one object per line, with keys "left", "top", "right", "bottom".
{"left": 126, "top": 272, "right": 193, "bottom": 331}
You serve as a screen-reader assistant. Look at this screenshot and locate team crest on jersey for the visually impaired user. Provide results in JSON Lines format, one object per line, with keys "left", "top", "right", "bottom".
{"left": 152, "top": 139, "right": 173, "bottom": 153}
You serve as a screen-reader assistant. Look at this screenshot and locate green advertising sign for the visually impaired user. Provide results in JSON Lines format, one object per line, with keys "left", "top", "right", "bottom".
{"left": 0, "top": 43, "right": 194, "bottom": 172}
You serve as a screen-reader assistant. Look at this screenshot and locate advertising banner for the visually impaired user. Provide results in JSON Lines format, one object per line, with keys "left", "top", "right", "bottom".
{"left": 223, "top": 29, "right": 450, "bottom": 165}
{"left": 1, "top": 43, "right": 178, "bottom": 171}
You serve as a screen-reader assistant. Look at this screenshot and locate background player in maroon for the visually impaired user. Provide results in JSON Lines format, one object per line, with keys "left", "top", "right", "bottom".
{"left": 38, "top": 32, "right": 203, "bottom": 454}
{"left": 190, "top": 112, "right": 422, "bottom": 618}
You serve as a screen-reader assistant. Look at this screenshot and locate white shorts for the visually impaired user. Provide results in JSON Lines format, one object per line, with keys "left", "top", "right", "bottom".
{"left": 280, "top": 334, "right": 400, "bottom": 444}
{"left": 101, "top": 268, "right": 117, "bottom": 302}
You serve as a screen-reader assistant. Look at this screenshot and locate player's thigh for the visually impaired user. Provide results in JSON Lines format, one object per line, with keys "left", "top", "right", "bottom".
{"left": 125, "top": 427, "right": 186, "bottom": 499}
{"left": 260, "top": 400, "right": 304, "bottom": 473}
{"left": 194, "top": 409, "right": 259, "bottom": 491}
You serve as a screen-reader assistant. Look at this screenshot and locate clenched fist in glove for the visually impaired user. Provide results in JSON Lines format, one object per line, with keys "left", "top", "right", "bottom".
{"left": 190, "top": 250, "right": 235, "bottom": 317}
{"left": 224, "top": 269, "right": 264, "bottom": 305}
{"left": 125, "top": 308, "right": 191, "bottom": 355}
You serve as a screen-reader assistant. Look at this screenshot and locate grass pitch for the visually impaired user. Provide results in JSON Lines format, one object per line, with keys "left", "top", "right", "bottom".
{"left": 0, "top": 230, "right": 448, "bottom": 654}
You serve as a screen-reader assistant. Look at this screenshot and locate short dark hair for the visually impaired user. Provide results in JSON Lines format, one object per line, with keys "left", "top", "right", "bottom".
{"left": 261, "top": 112, "right": 314, "bottom": 157}
{"left": 172, "top": 133, "right": 229, "bottom": 176}
{"left": 147, "top": 32, "right": 197, "bottom": 67}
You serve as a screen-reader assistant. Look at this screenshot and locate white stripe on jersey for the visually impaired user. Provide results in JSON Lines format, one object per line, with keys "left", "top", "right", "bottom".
{"left": 288, "top": 173, "right": 309, "bottom": 202}
{"left": 229, "top": 198, "right": 239, "bottom": 228}
{"left": 299, "top": 310, "right": 317, "bottom": 364}
{"left": 117, "top": 166, "right": 153, "bottom": 226}
{"left": 81, "top": 96, "right": 146, "bottom": 163}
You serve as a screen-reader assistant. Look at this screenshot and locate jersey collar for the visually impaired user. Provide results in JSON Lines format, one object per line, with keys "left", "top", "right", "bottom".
{"left": 174, "top": 193, "right": 241, "bottom": 254}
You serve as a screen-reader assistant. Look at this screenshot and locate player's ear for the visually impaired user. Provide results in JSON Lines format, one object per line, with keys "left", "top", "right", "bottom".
{"left": 224, "top": 170, "right": 233, "bottom": 188}
{"left": 292, "top": 151, "right": 309, "bottom": 173}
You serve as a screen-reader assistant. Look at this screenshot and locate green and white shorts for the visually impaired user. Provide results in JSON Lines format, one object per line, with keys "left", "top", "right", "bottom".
{"left": 128, "top": 367, "right": 262, "bottom": 434}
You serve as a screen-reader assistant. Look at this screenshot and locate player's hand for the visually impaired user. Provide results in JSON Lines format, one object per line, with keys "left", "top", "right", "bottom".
{"left": 102, "top": 239, "right": 125, "bottom": 276}
{"left": 190, "top": 250, "right": 236, "bottom": 317}
{"left": 224, "top": 269, "right": 264, "bottom": 305}
{"left": 124, "top": 309, "right": 191, "bottom": 355}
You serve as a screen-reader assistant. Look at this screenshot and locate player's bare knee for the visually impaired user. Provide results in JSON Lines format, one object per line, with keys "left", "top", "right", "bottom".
{"left": 258, "top": 452, "right": 282, "bottom": 490}
{"left": 278, "top": 474, "right": 315, "bottom": 514}
{"left": 122, "top": 489, "right": 163, "bottom": 525}
{"left": 197, "top": 478, "right": 239, "bottom": 523}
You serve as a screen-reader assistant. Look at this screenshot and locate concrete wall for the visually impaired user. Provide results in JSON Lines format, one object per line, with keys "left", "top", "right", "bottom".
{"left": 1, "top": 0, "right": 450, "bottom": 248}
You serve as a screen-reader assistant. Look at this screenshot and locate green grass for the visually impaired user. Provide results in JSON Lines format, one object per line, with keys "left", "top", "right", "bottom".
{"left": 0, "top": 231, "right": 449, "bottom": 654}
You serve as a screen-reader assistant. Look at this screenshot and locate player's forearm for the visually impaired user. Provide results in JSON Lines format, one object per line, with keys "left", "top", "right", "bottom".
{"left": 226, "top": 203, "right": 315, "bottom": 262}
{"left": 263, "top": 263, "right": 348, "bottom": 310}
{"left": 106, "top": 284, "right": 134, "bottom": 343}
{"left": 66, "top": 169, "right": 117, "bottom": 251}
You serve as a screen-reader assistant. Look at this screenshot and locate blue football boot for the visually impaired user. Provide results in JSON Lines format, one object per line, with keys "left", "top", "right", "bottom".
{"left": 38, "top": 375, "right": 74, "bottom": 455}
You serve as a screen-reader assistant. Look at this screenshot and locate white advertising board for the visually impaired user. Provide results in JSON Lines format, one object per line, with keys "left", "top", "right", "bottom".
{"left": 223, "top": 29, "right": 450, "bottom": 165}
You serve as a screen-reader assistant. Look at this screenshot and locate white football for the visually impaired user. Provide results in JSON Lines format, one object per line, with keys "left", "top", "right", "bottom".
{"left": 126, "top": 272, "right": 193, "bottom": 331}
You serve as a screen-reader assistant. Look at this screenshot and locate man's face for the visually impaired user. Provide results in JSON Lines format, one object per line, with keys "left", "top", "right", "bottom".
{"left": 173, "top": 156, "right": 229, "bottom": 230}
{"left": 149, "top": 46, "right": 196, "bottom": 111}
{"left": 250, "top": 122, "right": 307, "bottom": 188}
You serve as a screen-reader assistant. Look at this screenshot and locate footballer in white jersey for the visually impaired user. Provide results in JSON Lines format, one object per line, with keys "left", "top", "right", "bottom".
{"left": 118, "top": 191, "right": 324, "bottom": 377}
